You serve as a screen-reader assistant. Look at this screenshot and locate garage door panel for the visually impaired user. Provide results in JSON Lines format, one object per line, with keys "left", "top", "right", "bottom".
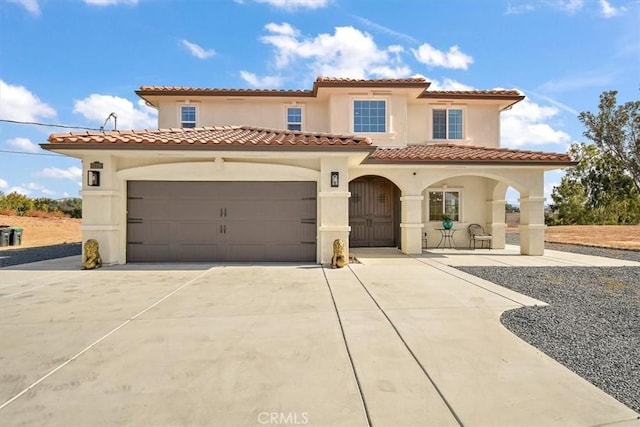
{"left": 127, "top": 181, "right": 316, "bottom": 262}
{"left": 179, "top": 222, "right": 222, "bottom": 241}
{"left": 227, "top": 201, "right": 315, "bottom": 221}
{"left": 178, "top": 243, "right": 221, "bottom": 262}
{"left": 127, "top": 243, "right": 170, "bottom": 263}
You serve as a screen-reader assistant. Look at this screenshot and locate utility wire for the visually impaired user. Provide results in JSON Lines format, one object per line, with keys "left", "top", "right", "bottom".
{"left": 0, "top": 119, "right": 101, "bottom": 131}
{"left": 0, "top": 149, "right": 66, "bottom": 157}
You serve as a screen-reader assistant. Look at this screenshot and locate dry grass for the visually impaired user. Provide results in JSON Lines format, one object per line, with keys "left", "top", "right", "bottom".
{"left": 508, "top": 224, "right": 640, "bottom": 250}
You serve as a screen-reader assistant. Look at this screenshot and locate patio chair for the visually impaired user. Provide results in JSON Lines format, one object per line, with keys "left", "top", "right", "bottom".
{"left": 468, "top": 224, "right": 492, "bottom": 249}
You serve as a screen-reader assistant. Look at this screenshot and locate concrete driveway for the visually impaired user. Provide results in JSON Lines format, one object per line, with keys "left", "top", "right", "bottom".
{"left": 1, "top": 253, "right": 638, "bottom": 426}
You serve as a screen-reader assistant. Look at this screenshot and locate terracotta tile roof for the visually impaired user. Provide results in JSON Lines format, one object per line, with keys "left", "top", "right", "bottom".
{"left": 136, "top": 77, "right": 430, "bottom": 99}
{"left": 420, "top": 89, "right": 524, "bottom": 100}
{"left": 46, "top": 126, "right": 373, "bottom": 149}
{"left": 136, "top": 86, "right": 314, "bottom": 97}
{"left": 366, "top": 144, "right": 574, "bottom": 165}
{"left": 313, "top": 76, "right": 430, "bottom": 89}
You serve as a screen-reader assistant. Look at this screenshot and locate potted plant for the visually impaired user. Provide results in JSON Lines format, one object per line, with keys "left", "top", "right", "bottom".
{"left": 442, "top": 215, "right": 454, "bottom": 230}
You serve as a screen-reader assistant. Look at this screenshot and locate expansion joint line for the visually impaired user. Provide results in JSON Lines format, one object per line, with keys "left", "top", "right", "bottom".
{"left": 409, "top": 255, "right": 525, "bottom": 307}
{"left": 347, "top": 264, "right": 465, "bottom": 427}
{"left": 0, "top": 268, "right": 214, "bottom": 411}
{"left": 321, "top": 266, "right": 373, "bottom": 427}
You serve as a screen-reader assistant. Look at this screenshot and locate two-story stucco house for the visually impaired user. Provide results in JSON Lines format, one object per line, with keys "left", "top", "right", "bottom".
{"left": 43, "top": 77, "right": 573, "bottom": 265}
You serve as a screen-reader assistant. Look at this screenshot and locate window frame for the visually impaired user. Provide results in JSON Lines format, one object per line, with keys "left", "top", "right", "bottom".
{"left": 284, "top": 105, "right": 304, "bottom": 131}
{"left": 352, "top": 98, "right": 388, "bottom": 134}
{"left": 432, "top": 107, "right": 465, "bottom": 140}
{"left": 427, "top": 188, "right": 462, "bottom": 222}
{"left": 179, "top": 104, "right": 198, "bottom": 128}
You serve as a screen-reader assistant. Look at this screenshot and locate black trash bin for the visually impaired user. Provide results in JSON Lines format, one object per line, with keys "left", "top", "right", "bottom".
{"left": 9, "top": 227, "right": 23, "bottom": 246}
{"left": 0, "top": 226, "right": 10, "bottom": 247}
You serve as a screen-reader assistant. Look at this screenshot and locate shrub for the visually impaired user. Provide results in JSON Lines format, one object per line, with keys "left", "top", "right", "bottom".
{"left": 0, "top": 207, "right": 17, "bottom": 216}
{"left": 25, "top": 210, "right": 66, "bottom": 219}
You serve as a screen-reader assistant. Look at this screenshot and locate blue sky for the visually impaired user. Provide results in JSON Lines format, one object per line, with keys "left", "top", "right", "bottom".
{"left": 1, "top": 0, "right": 638, "bottom": 203}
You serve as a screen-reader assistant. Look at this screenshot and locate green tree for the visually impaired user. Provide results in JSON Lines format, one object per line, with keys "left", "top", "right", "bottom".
{"left": 0, "top": 192, "right": 34, "bottom": 215}
{"left": 32, "top": 198, "right": 61, "bottom": 213}
{"left": 58, "top": 198, "right": 82, "bottom": 218}
{"left": 551, "top": 143, "right": 640, "bottom": 224}
{"left": 578, "top": 90, "right": 640, "bottom": 192}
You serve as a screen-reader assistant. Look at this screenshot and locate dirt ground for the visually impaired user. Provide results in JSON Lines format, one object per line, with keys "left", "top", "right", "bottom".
{"left": 509, "top": 224, "right": 640, "bottom": 250}
{"left": 0, "top": 215, "right": 82, "bottom": 249}
{"left": 1, "top": 215, "right": 638, "bottom": 251}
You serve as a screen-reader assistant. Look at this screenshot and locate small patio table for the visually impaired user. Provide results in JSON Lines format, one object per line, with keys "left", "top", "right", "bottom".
{"left": 436, "top": 228, "right": 457, "bottom": 249}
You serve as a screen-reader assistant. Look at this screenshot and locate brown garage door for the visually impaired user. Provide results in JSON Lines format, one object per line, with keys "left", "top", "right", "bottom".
{"left": 127, "top": 181, "right": 317, "bottom": 262}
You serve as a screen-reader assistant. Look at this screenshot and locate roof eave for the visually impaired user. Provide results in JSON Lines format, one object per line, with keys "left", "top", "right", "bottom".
{"left": 41, "top": 143, "right": 376, "bottom": 153}
{"left": 363, "top": 159, "right": 576, "bottom": 167}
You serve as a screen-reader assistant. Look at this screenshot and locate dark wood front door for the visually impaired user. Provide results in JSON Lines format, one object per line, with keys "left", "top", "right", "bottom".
{"left": 349, "top": 177, "right": 399, "bottom": 247}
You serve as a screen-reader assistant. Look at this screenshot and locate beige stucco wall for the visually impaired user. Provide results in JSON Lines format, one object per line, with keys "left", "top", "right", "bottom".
{"left": 155, "top": 93, "right": 502, "bottom": 148}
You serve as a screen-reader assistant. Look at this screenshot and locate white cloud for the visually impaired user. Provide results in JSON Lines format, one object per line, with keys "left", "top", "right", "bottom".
{"left": 83, "top": 0, "right": 138, "bottom": 5}
{"left": 181, "top": 39, "right": 215, "bottom": 59}
{"left": 411, "top": 43, "right": 473, "bottom": 70}
{"left": 501, "top": 98, "right": 572, "bottom": 148}
{"left": 7, "top": 186, "right": 31, "bottom": 196}
{"left": 0, "top": 179, "right": 8, "bottom": 190}
{"left": 7, "top": 137, "right": 40, "bottom": 153}
{"left": 505, "top": 2, "right": 536, "bottom": 14}
{"left": 239, "top": 71, "right": 283, "bottom": 88}
{"left": 7, "top": 0, "right": 40, "bottom": 15}
{"left": 38, "top": 166, "right": 83, "bottom": 180}
{"left": 265, "top": 22, "right": 298, "bottom": 36}
{"left": 258, "top": 23, "right": 412, "bottom": 79}
{"left": 24, "top": 182, "right": 55, "bottom": 195}
{"left": 0, "top": 80, "right": 56, "bottom": 122}
{"left": 559, "top": 0, "right": 584, "bottom": 14}
{"left": 254, "top": 0, "right": 329, "bottom": 10}
{"left": 73, "top": 95, "right": 157, "bottom": 129}
{"left": 599, "top": 0, "right": 623, "bottom": 17}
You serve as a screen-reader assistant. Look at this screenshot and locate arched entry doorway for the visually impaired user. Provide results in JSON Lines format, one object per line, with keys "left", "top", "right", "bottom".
{"left": 349, "top": 176, "right": 400, "bottom": 247}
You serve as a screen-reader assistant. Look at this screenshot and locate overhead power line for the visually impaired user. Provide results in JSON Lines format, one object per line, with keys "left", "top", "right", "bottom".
{"left": 0, "top": 150, "right": 66, "bottom": 157}
{"left": 0, "top": 119, "right": 100, "bottom": 131}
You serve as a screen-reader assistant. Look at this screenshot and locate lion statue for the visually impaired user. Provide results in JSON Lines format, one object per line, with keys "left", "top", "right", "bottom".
{"left": 331, "top": 238, "right": 347, "bottom": 269}
{"left": 82, "top": 239, "right": 102, "bottom": 270}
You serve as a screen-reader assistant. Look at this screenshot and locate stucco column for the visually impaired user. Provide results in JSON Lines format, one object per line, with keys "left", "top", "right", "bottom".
{"left": 80, "top": 155, "right": 121, "bottom": 265}
{"left": 487, "top": 199, "right": 506, "bottom": 249}
{"left": 400, "top": 195, "right": 424, "bottom": 254}
{"left": 519, "top": 196, "right": 546, "bottom": 255}
{"left": 318, "top": 157, "right": 350, "bottom": 264}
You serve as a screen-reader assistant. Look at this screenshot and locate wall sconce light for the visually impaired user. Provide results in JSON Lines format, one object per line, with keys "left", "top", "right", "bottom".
{"left": 330, "top": 171, "right": 339, "bottom": 188}
{"left": 87, "top": 170, "right": 101, "bottom": 187}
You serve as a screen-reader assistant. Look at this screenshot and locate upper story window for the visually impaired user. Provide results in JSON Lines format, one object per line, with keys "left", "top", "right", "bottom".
{"left": 354, "top": 100, "right": 386, "bottom": 133}
{"left": 180, "top": 105, "right": 197, "bottom": 128}
{"left": 428, "top": 190, "right": 460, "bottom": 221}
{"left": 286, "top": 106, "right": 303, "bottom": 131}
{"left": 433, "top": 108, "right": 463, "bottom": 140}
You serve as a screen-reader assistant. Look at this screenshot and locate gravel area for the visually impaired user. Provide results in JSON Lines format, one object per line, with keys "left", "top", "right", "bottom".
{"left": 0, "top": 243, "right": 81, "bottom": 268}
{"left": 457, "top": 265, "right": 640, "bottom": 414}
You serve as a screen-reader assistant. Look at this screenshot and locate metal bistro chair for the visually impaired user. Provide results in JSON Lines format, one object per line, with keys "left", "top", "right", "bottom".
{"left": 468, "top": 224, "right": 492, "bottom": 249}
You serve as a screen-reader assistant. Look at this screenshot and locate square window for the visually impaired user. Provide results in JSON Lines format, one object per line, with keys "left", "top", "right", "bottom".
{"left": 432, "top": 109, "right": 463, "bottom": 140}
{"left": 429, "top": 190, "right": 460, "bottom": 221}
{"left": 354, "top": 100, "right": 386, "bottom": 133}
